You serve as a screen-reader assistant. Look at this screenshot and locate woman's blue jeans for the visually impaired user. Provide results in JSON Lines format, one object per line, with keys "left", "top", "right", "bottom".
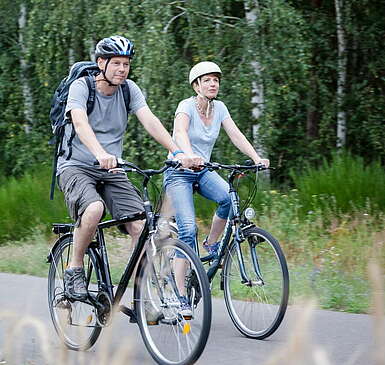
{"left": 163, "top": 168, "right": 231, "bottom": 252}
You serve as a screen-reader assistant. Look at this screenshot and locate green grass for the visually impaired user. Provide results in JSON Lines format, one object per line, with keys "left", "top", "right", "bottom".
{"left": 0, "top": 168, "right": 70, "bottom": 244}
{"left": 254, "top": 189, "right": 385, "bottom": 312}
{"left": 290, "top": 152, "right": 385, "bottom": 216}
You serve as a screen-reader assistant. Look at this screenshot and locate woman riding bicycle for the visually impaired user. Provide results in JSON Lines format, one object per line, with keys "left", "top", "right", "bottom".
{"left": 164, "top": 61, "right": 269, "bottom": 300}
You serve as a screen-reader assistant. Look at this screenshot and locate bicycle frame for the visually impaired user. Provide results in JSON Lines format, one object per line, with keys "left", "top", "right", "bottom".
{"left": 50, "top": 160, "right": 179, "bottom": 321}
{"left": 195, "top": 163, "right": 267, "bottom": 285}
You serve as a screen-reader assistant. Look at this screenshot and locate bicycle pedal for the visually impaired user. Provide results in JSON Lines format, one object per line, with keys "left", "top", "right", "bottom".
{"left": 147, "top": 312, "right": 165, "bottom": 325}
{"left": 146, "top": 319, "right": 159, "bottom": 325}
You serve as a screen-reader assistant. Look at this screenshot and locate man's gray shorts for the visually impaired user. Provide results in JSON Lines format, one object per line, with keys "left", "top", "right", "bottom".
{"left": 58, "top": 166, "right": 145, "bottom": 228}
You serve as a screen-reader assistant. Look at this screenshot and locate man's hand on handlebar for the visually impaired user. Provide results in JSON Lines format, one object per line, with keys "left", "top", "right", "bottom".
{"left": 95, "top": 152, "right": 117, "bottom": 169}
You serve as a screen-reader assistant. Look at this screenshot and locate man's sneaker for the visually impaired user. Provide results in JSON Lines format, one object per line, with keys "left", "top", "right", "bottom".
{"left": 202, "top": 237, "right": 220, "bottom": 257}
{"left": 179, "top": 296, "right": 193, "bottom": 319}
{"left": 64, "top": 267, "right": 88, "bottom": 301}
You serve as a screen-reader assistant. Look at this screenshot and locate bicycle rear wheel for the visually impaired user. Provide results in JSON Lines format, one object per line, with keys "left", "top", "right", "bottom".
{"left": 47, "top": 235, "right": 102, "bottom": 350}
{"left": 135, "top": 238, "right": 211, "bottom": 365}
{"left": 223, "top": 226, "right": 289, "bottom": 339}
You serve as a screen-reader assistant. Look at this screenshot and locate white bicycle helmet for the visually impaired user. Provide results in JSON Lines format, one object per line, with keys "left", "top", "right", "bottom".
{"left": 189, "top": 61, "right": 222, "bottom": 85}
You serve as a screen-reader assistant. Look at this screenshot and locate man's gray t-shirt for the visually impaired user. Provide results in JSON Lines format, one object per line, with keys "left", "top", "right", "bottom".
{"left": 172, "top": 96, "right": 230, "bottom": 162}
{"left": 57, "top": 77, "right": 147, "bottom": 174}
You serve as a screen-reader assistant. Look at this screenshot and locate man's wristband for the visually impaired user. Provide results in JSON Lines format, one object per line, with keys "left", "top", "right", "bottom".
{"left": 172, "top": 150, "right": 184, "bottom": 157}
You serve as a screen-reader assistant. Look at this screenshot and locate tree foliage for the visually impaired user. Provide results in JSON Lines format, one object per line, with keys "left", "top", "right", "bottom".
{"left": 0, "top": 0, "right": 384, "bottom": 183}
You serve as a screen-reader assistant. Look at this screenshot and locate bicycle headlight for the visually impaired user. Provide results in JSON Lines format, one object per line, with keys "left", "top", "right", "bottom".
{"left": 244, "top": 207, "right": 256, "bottom": 220}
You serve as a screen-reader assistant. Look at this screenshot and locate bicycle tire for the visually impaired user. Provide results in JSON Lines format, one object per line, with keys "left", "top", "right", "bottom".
{"left": 223, "top": 226, "right": 289, "bottom": 339}
{"left": 47, "top": 234, "right": 102, "bottom": 350}
{"left": 135, "top": 237, "right": 212, "bottom": 365}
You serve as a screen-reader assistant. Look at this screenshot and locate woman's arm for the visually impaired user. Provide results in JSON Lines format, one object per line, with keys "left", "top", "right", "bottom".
{"left": 135, "top": 106, "right": 192, "bottom": 167}
{"left": 222, "top": 116, "right": 269, "bottom": 166}
{"left": 173, "top": 112, "right": 204, "bottom": 166}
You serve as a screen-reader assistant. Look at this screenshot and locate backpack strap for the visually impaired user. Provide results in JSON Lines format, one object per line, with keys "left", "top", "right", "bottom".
{"left": 65, "top": 75, "right": 96, "bottom": 161}
{"left": 49, "top": 128, "right": 65, "bottom": 200}
{"left": 121, "top": 81, "right": 131, "bottom": 115}
{"left": 85, "top": 75, "right": 96, "bottom": 114}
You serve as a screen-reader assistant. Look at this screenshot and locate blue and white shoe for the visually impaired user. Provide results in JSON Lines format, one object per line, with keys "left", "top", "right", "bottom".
{"left": 179, "top": 296, "right": 193, "bottom": 319}
{"left": 202, "top": 237, "right": 220, "bottom": 257}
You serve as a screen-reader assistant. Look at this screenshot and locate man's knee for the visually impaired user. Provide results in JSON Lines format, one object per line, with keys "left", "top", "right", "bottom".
{"left": 81, "top": 201, "right": 104, "bottom": 225}
{"left": 125, "top": 219, "right": 145, "bottom": 237}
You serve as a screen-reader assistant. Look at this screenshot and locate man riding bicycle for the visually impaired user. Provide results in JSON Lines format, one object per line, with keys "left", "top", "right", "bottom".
{"left": 57, "top": 35, "right": 192, "bottom": 301}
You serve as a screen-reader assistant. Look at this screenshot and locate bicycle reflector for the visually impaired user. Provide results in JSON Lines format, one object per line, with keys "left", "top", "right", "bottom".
{"left": 183, "top": 322, "right": 191, "bottom": 335}
{"left": 244, "top": 207, "right": 256, "bottom": 220}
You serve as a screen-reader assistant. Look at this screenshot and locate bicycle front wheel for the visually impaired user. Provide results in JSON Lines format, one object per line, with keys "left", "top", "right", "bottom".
{"left": 223, "top": 226, "right": 289, "bottom": 339}
{"left": 47, "top": 235, "right": 102, "bottom": 350}
{"left": 135, "top": 238, "right": 211, "bottom": 365}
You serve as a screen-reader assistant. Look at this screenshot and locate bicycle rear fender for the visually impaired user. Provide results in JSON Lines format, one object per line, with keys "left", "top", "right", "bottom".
{"left": 46, "top": 233, "right": 73, "bottom": 263}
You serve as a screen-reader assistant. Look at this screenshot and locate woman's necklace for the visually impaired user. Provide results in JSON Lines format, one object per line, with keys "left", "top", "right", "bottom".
{"left": 195, "top": 96, "right": 212, "bottom": 117}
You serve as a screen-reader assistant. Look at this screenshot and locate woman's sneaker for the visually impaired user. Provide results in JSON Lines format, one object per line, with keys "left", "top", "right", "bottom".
{"left": 64, "top": 267, "right": 88, "bottom": 301}
{"left": 179, "top": 296, "right": 193, "bottom": 319}
{"left": 202, "top": 237, "right": 220, "bottom": 257}
{"left": 145, "top": 304, "right": 163, "bottom": 325}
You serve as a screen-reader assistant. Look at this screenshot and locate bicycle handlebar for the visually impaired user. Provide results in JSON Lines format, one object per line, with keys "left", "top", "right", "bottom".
{"left": 93, "top": 159, "right": 270, "bottom": 176}
{"left": 93, "top": 158, "right": 181, "bottom": 177}
{"left": 201, "top": 161, "right": 271, "bottom": 172}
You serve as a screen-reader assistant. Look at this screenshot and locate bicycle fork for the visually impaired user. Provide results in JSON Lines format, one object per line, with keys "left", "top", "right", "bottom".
{"left": 233, "top": 231, "right": 264, "bottom": 287}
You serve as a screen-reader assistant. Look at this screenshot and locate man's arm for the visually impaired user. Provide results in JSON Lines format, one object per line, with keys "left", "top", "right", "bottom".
{"left": 70, "top": 108, "right": 117, "bottom": 169}
{"left": 135, "top": 106, "right": 193, "bottom": 167}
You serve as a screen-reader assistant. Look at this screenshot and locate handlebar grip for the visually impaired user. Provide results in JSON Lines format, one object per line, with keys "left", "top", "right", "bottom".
{"left": 165, "top": 159, "right": 182, "bottom": 168}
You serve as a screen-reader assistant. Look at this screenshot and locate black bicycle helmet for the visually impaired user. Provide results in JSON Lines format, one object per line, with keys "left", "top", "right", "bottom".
{"left": 95, "top": 36, "right": 135, "bottom": 59}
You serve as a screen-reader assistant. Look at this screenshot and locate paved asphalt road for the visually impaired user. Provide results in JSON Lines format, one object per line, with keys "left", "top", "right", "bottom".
{"left": 0, "top": 273, "right": 380, "bottom": 365}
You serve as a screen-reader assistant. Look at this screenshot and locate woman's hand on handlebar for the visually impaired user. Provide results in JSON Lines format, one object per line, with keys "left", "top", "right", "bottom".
{"left": 175, "top": 153, "right": 204, "bottom": 170}
{"left": 254, "top": 158, "right": 270, "bottom": 168}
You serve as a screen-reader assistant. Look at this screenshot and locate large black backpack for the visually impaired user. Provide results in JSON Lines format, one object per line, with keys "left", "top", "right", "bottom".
{"left": 49, "top": 61, "right": 130, "bottom": 199}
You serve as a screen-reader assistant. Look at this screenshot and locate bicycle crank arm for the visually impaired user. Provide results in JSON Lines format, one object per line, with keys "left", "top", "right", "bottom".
{"left": 119, "top": 304, "right": 137, "bottom": 323}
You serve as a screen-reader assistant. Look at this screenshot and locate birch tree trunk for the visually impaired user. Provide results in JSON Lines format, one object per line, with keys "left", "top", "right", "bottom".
{"left": 244, "top": 0, "right": 266, "bottom": 158}
{"left": 88, "top": 39, "right": 96, "bottom": 62}
{"left": 335, "top": 0, "right": 347, "bottom": 148}
{"left": 18, "top": 3, "right": 33, "bottom": 133}
{"left": 306, "top": 0, "right": 323, "bottom": 140}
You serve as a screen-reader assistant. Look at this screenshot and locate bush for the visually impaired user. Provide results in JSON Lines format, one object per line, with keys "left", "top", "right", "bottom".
{"left": 0, "top": 167, "right": 69, "bottom": 244}
{"left": 290, "top": 152, "right": 385, "bottom": 216}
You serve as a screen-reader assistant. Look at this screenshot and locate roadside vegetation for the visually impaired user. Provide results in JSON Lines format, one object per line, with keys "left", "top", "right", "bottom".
{"left": 0, "top": 153, "right": 384, "bottom": 313}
